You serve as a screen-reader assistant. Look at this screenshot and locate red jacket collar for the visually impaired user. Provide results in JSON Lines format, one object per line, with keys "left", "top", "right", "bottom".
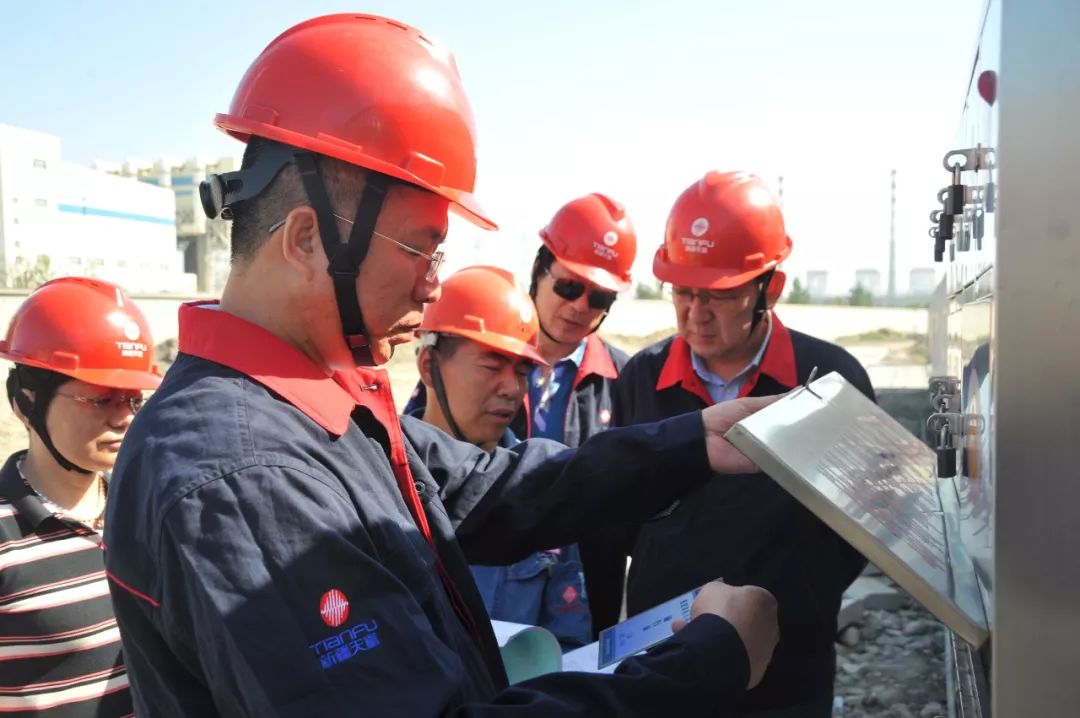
{"left": 178, "top": 302, "right": 393, "bottom": 436}
{"left": 572, "top": 334, "right": 619, "bottom": 390}
{"left": 177, "top": 303, "right": 450, "bottom": 591}
{"left": 655, "top": 312, "right": 798, "bottom": 404}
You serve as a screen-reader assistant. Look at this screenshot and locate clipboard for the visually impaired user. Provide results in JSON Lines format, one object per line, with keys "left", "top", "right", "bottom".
{"left": 724, "top": 371, "right": 989, "bottom": 647}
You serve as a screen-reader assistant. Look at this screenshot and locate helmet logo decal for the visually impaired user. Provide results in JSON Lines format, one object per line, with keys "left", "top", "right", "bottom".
{"left": 115, "top": 340, "right": 148, "bottom": 358}
{"left": 123, "top": 321, "right": 141, "bottom": 341}
{"left": 593, "top": 232, "right": 620, "bottom": 262}
{"left": 690, "top": 217, "right": 710, "bottom": 237}
{"left": 680, "top": 236, "right": 715, "bottom": 254}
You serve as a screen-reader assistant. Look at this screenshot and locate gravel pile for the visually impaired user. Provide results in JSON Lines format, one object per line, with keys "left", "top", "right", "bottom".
{"left": 832, "top": 599, "right": 947, "bottom": 718}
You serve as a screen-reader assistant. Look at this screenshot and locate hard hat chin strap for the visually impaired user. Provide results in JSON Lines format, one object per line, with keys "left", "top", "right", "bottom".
{"left": 748, "top": 269, "right": 776, "bottom": 340}
{"left": 11, "top": 368, "right": 92, "bottom": 475}
{"left": 294, "top": 152, "right": 391, "bottom": 366}
{"left": 426, "top": 344, "right": 469, "bottom": 443}
{"left": 200, "top": 140, "right": 392, "bottom": 367}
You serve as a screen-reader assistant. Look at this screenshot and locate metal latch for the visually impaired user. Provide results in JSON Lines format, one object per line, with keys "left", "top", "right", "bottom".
{"left": 929, "top": 376, "right": 960, "bottom": 412}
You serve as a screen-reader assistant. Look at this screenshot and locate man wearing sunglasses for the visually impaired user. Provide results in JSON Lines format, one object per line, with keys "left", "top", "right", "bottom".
{"left": 103, "top": 16, "right": 784, "bottom": 717}
{"left": 0, "top": 278, "right": 161, "bottom": 717}
{"left": 515, "top": 194, "right": 639, "bottom": 636}
{"left": 613, "top": 171, "right": 875, "bottom": 717}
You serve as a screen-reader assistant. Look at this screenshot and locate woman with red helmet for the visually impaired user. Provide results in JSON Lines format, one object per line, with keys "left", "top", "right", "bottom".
{"left": 0, "top": 277, "right": 160, "bottom": 717}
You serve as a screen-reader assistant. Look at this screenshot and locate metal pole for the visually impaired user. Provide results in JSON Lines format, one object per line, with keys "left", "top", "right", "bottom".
{"left": 889, "top": 169, "right": 897, "bottom": 301}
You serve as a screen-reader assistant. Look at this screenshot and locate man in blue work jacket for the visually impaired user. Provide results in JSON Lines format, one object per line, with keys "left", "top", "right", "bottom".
{"left": 613, "top": 171, "right": 875, "bottom": 717}
{"left": 413, "top": 265, "right": 592, "bottom": 649}
{"left": 104, "top": 16, "right": 781, "bottom": 717}
{"left": 518, "top": 193, "right": 639, "bottom": 635}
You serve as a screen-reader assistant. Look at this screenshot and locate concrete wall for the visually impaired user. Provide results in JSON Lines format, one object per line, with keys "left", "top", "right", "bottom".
{"left": 0, "top": 291, "right": 929, "bottom": 359}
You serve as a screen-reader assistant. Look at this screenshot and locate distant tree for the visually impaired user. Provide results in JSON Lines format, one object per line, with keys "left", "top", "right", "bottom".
{"left": 787, "top": 277, "right": 811, "bottom": 304}
{"left": 635, "top": 281, "right": 664, "bottom": 300}
{"left": 848, "top": 283, "right": 874, "bottom": 307}
{"left": 10, "top": 255, "right": 52, "bottom": 289}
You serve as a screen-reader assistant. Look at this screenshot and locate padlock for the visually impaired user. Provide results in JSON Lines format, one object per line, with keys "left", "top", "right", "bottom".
{"left": 931, "top": 208, "right": 954, "bottom": 240}
{"left": 984, "top": 180, "right": 996, "bottom": 213}
{"left": 930, "top": 226, "right": 945, "bottom": 263}
{"left": 945, "top": 162, "right": 966, "bottom": 215}
{"left": 934, "top": 421, "right": 956, "bottom": 478}
{"left": 927, "top": 409, "right": 966, "bottom": 478}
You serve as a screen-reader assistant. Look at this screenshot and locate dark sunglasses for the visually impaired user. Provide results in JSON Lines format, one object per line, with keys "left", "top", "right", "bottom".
{"left": 545, "top": 270, "right": 618, "bottom": 311}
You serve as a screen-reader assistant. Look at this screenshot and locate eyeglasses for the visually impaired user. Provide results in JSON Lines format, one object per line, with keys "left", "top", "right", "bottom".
{"left": 672, "top": 286, "right": 738, "bottom": 305}
{"left": 544, "top": 270, "right": 618, "bottom": 311}
{"left": 268, "top": 214, "right": 444, "bottom": 281}
{"left": 56, "top": 392, "right": 145, "bottom": 414}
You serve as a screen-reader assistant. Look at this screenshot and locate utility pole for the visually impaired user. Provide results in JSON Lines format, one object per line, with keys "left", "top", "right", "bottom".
{"left": 888, "top": 169, "right": 897, "bottom": 301}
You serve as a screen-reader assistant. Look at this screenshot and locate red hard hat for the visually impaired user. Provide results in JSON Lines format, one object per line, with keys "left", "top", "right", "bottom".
{"left": 654, "top": 171, "right": 792, "bottom": 289}
{"left": 214, "top": 14, "right": 494, "bottom": 230}
{"left": 0, "top": 277, "right": 161, "bottom": 391}
{"left": 420, "top": 266, "right": 548, "bottom": 366}
{"left": 539, "top": 193, "right": 636, "bottom": 292}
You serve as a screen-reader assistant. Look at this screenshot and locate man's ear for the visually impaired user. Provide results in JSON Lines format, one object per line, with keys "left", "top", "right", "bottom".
{"left": 765, "top": 271, "right": 787, "bottom": 308}
{"left": 417, "top": 345, "right": 434, "bottom": 388}
{"left": 11, "top": 388, "right": 32, "bottom": 430}
{"left": 278, "top": 206, "right": 322, "bottom": 281}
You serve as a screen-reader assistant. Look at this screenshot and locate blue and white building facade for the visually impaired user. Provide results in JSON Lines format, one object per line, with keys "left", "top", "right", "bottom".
{"left": 0, "top": 123, "right": 195, "bottom": 293}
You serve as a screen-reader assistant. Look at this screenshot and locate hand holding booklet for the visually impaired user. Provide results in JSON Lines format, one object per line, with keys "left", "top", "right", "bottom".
{"left": 490, "top": 586, "right": 703, "bottom": 684}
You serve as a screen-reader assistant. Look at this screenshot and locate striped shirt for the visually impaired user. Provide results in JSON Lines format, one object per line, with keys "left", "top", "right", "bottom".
{"left": 0, "top": 451, "right": 132, "bottom": 717}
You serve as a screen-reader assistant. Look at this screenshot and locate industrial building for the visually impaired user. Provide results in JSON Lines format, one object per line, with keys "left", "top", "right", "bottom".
{"left": 0, "top": 123, "right": 194, "bottom": 293}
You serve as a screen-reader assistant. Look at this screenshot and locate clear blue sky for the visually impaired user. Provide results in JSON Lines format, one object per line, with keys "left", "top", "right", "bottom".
{"left": 1, "top": 0, "right": 984, "bottom": 294}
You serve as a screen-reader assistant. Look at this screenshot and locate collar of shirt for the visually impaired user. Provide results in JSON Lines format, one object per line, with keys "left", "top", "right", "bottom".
{"left": 572, "top": 334, "right": 618, "bottom": 389}
{"left": 531, "top": 338, "right": 585, "bottom": 403}
{"left": 529, "top": 338, "right": 587, "bottom": 439}
{"left": 656, "top": 311, "right": 799, "bottom": 404}
{"left": 178, "top": 301, "right": 434, "bottom": 543}
{"left": 564, "top": 338, "right": 588, "bottom": 368}
{"left": 0, "top": 450, "right": 52, "bottom": 529}
{"left": 178, "top": 301, "right": 396, "bottom": 436}
{"left": 499, "top": 427, "right": 521, "bottom": 449}
{"left": 532, "top": 333, "right": 618, "bottom": 398}
{"left": 689, "top": 317, "right": 774, "bottom": 397}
